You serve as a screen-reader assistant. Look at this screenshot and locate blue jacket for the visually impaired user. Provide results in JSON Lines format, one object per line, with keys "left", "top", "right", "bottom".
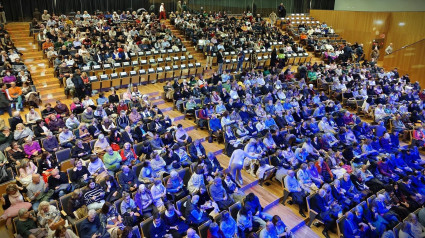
{"left": 209, "top": 118, "right": 221, "bottom": 132}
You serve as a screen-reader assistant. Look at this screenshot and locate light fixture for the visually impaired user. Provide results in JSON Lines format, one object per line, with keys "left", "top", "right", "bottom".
{"left": 375, "top": 20, "right": 383, "bottom": 25}
{"left": 398, "top": 22, "right": 405, "bottom": 26}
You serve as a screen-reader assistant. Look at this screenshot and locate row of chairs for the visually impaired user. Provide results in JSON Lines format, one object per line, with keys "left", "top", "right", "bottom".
{"left": 55, "top": 53, "right": 196, "bottom": 77}
{"left": 84, "top": 63, "right": 204, "bottom": 91}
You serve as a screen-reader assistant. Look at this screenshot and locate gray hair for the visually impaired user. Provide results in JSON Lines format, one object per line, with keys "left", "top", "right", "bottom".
{"left": 88, "top": 209, "right": 97, "bottom": 217}
{"left": 18, "top": 208, "right": 28, "bottom": 217}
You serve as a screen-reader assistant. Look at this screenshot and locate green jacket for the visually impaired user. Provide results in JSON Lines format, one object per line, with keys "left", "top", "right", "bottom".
{"left": 103, "top": 151, "right": 122, "bottom": 171}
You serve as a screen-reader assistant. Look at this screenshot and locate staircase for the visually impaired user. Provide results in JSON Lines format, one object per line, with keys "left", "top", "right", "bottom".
{"left": 5, "top": 22, "right": 67, "bottom": 104}
{"left": 163, "top": 20, "right": 216, "bottom": 72}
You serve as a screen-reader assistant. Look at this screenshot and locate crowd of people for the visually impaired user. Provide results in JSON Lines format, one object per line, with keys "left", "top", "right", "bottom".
{"left": 2, "top": 4, "right": 425, "bottom": 238}
{"left": 0, "top": 23, "right": 41, "bottom": 116}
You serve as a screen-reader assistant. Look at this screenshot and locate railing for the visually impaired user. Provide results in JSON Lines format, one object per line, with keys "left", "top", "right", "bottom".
{"left": 383, "top": 38, "right": 425, "bottom": 87}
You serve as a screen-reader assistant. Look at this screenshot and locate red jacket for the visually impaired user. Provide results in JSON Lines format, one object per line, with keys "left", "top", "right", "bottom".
{"left": 198, "top": 109, "right": 208, "bottom": 120}
{"left": 315, "top": 161, "right": 334, "bottom": 180}
{"left": 120, "top": 148, "right": 137, "bottom": 162}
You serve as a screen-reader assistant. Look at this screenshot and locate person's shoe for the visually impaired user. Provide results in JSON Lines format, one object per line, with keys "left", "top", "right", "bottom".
{"left": 322, "top": 230, "right": 330, "bottom": 238}
{"left": 299, "top": 211, "right": 306, "bottom": 217}
{"left": 233, "top": 71, "right": 238, "bottom": 74}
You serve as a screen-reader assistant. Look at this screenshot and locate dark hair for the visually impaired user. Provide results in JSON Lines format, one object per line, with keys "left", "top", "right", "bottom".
{"left": 40, "top": 151, "right": 51, "bottom": 161}
{"left": 245, "top": 192, "right": 255, "bottom": 202}
{"left": 100, "top": 202, "right": 112, "bottom": 214}
{"left": 90, "top": 155, "right": 98, "bottom": 162}
{"left": 88, "top": 178, "right": 96, "bottom": 186}
{"left": 121, "top": 226, "right": 133, "bottom": 238}
{"left": 153, "top": 212, "right": 161, "bottom": 219}
{"left": 272, "top": 215, "right": 281, "bottom": 225}
{"left": 239, "top": 206, "right": 249, "bottom": 216}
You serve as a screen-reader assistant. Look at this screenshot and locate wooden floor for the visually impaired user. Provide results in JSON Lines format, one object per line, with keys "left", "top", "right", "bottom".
{"left": 0, "top": 20, "right": 332, "bottom": 237}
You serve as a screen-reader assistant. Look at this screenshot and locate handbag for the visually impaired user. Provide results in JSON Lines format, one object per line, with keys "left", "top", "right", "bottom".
{"left": 49, "top": 218, "right": 66, "bottom": 231}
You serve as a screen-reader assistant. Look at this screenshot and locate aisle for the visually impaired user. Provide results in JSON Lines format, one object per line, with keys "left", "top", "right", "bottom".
{"left": 6, "top": 22, "right": 66, "bottom": 104}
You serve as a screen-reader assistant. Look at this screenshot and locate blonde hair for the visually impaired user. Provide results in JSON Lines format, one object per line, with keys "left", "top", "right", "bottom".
{"left": 38, "top": 201, "right": 50, "bottom": 213}
{"left": 16, "top": 123, "right": 24, "bottom": 130}
{"left": 6, "top": 184, "right": 19, "bottom": 195}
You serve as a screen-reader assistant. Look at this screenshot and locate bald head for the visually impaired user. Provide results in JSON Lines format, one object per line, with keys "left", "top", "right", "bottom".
{"left": 32, "top": 173, "right": 41, "bottom": 183}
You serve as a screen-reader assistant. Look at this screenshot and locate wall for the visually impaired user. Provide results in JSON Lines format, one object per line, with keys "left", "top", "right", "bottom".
{"left": 334, "top": 0, "right": 425, "bottom": 12}
{"left": 309, "top": 10, "right": 425, "bottom": 60}
{"left": 383, "top": 39, "right": 425, "bottom": 87}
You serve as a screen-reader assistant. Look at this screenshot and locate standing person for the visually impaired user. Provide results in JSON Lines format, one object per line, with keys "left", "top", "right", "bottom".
{"left": 278, "top": 3, "right": 286, "bottom": 18}
{"left": 205, "top": 42, "right": 215, "bottom": 70}
{"left": 217, "top": 49, "right": 224, "bottom": 74}
{"left": 355, "top": 44, "right": 363, "bottom": 62}
{"left": 159, "top": 3, "right": 166, "bottom": 20}
{"left": 0, "top": 2, "right": 5, "bottom": 24}
{"left": 0, "top": 83, "right": 11, "bottom": 116}
{"left": 269, "top": 11, "right": 277, "bottom": 27}
{"left": 234, "top": 48, "right": 245, "bottom": 74}
{"left": 228, "top": 149, "right": 259, "bottom": 186}
{"left": 72, "top": 75, "right": 84, "bottom": 100}
{"left": 177, "top": 0, "right": 182, "bottom": 13}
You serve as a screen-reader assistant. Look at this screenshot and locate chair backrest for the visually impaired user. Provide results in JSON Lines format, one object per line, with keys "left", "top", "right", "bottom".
{"left": 114, "top": 198, "right": 124, "bottom": 215}
{"left": 393, "top": 223, "right": 402, "bottom": 238}
{"left": 133, "top": 225, "right": 142, "bottom": 238}
{"left": 115, "top": 171, "right": 123, "bottom": 188}
{"left": 181, "top": 167, "right": 192, "bottom": 186}
{"left": 134, "top": 142, "right": 145, "bottom": 156}
{"left": 132, "top": 162, "right": 143, "bottom": 177}
{"left": 306, "top": 193, "right": 318, "bottom": 214}
{"left": 176, "top": 195, "right": 191, "bottom": 216}
{"left": 214, "top": 210, "right": 226, "bottom": 224}
{"left": 228, "top": 202, "right": 241, "bottom": 220}
{"left": 66, "top": 168, "right": 74, "bottom": 183}
{"left": 56, "top": 148, "right": 71, "bottom": 163}
{"left": 89, "top": 140, "right": 96, "bottom": 150}
{"left": 74, "top": 216, "right": 87, "bottom": 237}
{"left": 367, "top": 195, "right": 376, "bottom": 207}
{"left": 336, "top": 215, "right": 346, "bottom": 238}
{"left": 59, "top": 193, "right": 72, "bottom": 216}
{"left": 198, "top": 220, "right": 211, "bottom": 238}
{"left": 141, "top": 217, "right": 153, "bottom": 238}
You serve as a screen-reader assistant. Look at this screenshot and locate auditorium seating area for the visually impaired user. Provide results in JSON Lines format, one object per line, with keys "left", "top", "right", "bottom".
{"left": 0, "top": 5, "right": 424, "bottom": 238}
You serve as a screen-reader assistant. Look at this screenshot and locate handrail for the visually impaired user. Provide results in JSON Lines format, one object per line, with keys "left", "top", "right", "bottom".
{"left": 386, "top": 38, "right": 425, "bottom": 56}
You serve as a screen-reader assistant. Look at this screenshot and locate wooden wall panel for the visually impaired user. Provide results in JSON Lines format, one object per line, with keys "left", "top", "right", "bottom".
{"left": 309, "top": 10, "right": 425, "bottom": 61}
{"left": 385, "top": 12, "right": 425, "bottom": 51}
{"left": 383, "top": 39, "right": 425, "bottom": 87}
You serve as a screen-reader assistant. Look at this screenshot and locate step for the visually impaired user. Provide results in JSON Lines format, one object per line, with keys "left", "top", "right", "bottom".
{"left": 292, "top": 225, "right": 321, "bottom": 238}
{"left": 151, "top": 98, "right": 165, "bottom": 106}
{"left": 243, "top": 184, "right": 282, "bottom": 211}
{"left": 157, "top": 104, "right": 172, "bottom": 112}
{"left": 35, "top": 83, "right": 62, "bottom": 91}
{"left": 163, "top": 110, "right": 185, "bottom": 122}
{"left": 33, "top": 75, "right": 56, "bottom": 81}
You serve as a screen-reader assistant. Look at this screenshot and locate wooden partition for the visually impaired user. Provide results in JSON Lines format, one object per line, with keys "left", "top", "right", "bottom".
{"left": 383, "top": 39, "right": 425, "bottom": 87}
{"left": 310, "top": 10, "right": 425, "bottom": 60}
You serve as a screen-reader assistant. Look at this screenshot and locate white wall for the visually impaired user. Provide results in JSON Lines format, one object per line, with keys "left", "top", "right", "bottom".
{"left": 334, "top": 0, "right": 425, "bottom": 12}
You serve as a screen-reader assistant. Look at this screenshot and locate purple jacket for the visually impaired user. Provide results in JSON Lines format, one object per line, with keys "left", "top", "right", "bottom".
{"left": 24, "top": 142, "right": 41, "bottom": 156}
{"left": 2, "top": 75, "right": 16, "bottom": 83}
